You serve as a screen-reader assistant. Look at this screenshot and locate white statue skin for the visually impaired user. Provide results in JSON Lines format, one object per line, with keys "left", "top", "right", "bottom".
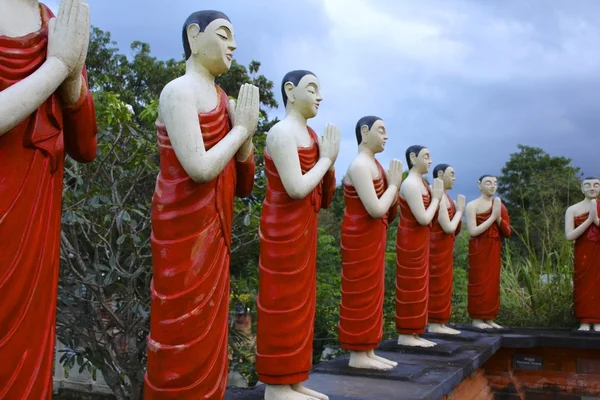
{"left": 465, "top": 176, "right": 504, "bottom": 330}
{"left": 344, "top": 119, "right": 402, "bottom": 371}
{"left": 0, "top": 0, "right": 90, "bottom": 135}
{"left": 565, "top": 178, "right": 600, "bottom": 332}
{"left": 397, "top": 147, "right": 444, "bottom": 348}
{"left": 428, "top": 166, "right": 465, "bottom": 336}
{"left": 263, "top": 73, "right": 339, "bottom": 400}
{"left": 157, "top": 18, "right": 259, "bottom": 184}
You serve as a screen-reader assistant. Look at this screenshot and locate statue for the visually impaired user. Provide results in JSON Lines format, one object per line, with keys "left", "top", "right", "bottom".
{"left": 395, "top": 145, "right": 443, "bottom": 347}
{"left": 565, "top": 177, "right": 600, "bottom": 332}
{"left": 428, "top": 164, "right": 465, "bottom": 335}
{"left": 465, "top": 175, "right": 511, "bottom": 330}
{"left": 0, "top": 0, "right": 96, "bottom": 395}
{"left": 144, "top": 10, "right": 259, "bottom": 399}
{"left": 338, "top": 116, "right": 402, "bottom": 370}
{"left": 255, "top": 70, "right": 339, "bottom": 400}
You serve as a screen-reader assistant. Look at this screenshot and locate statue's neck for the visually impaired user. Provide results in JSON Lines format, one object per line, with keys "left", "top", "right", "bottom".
{"left": 285, "top": 108, "right": 308, "bottom": 127}
{"left": 185, "top": 59, "right": 216, "bottom": 83}
{"left": 479, "top": 193, "right": 493, "bottom": 201}
{"left": 408, "top": 168, "right": 422, "bottom": 179}
{"left": 357, "top": 144, "right": 375, "bottom": 158}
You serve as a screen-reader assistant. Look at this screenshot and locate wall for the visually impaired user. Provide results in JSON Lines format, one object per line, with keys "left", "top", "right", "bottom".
{"left": 484, "top": 347, "right": 600, "bottom": 399}
{"left": 443, "top": 369, "right": 494, "bottom": 400}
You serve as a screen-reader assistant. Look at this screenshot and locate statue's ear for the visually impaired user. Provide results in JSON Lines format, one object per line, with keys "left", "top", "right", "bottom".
{"left": 284, "top": 81, "right": 295, "bottom": 103}
{"left": 186, "top": 23, "right": 201, "bottom": 55}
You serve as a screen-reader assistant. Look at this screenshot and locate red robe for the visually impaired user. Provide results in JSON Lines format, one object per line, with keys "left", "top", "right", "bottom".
{"left": 256, "top": 127, "right": 335, "bottom": 385}
{"left": 0, "top": 4, "right": 97, "bottom": 398}
{"left": 573, "top": 202, "right": 600, "bottom": 323}
{"left": 339, "top": 160, "right": 397, "bottom": 351}
{"left": 395, "top": 180, "right": 432, "bottom": 335}
{"left": 467, "top": 204, "right": 511, "bottom": 320}
{"left": 428, "top": 194, "right": 462, "bottom": 323}
{"left": 145, "top": 87, "right": 255, "bottom": 399}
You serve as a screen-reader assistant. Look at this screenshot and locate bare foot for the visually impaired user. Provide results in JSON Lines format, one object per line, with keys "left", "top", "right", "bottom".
{"left": 428, "top": 323, "right": 461, "bottom": 335}
{"left": 398, "top": 334, "right": 426, "bottom": 347}
{"left": 265, "top": 384, "right": 318, "bottom": 400}
{"left": 416, "top": 337, "right": 437, "bottom": 347}
{"left": 367, "top": 350, "right": 398, "bottom": 367}
{"left": 485, "top": 320, "right": 502, "bottom": 329}
{"left": 579, "top": 323, "right": 591, "bottom": 331}
{"left": 348, "top": 351, "right": 393, "bottom": 370}
{"left": 594, "top": 324, "right": 600, "bottom": 332}
{"left": 291, "top": 383, "right": 329, "bottom": 400}
{"left": 473, "top": 319, "right": 493, "bottom": 329}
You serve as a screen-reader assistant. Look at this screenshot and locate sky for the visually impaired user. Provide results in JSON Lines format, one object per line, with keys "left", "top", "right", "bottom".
{"left": 46, "top": 0, "right": 600, "bottom": 201}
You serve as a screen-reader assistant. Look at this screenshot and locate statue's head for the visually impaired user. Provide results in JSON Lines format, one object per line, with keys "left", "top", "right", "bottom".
{"left": 478, "top": 175, "right": 497, "bottom": 196}
{"left": 355, "top": 116, "right": 386, "bottom": 153}
{"left": 406, "top": 145, "right": 430, "bottom": 173}
{"left": 581, "top": 177, "right": 600, "bottom": 199}
{"left": 182, "top": 10, "right": 234, "bottom": 76}
{"left": 433, "top": 164, "right": 454, "bottom": 190}
{"left": 281, "top": 70, "right": 321, "bottom": 118}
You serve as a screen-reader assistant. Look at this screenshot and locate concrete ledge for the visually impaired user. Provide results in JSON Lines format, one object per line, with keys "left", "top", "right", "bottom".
{"left": 226, "top": 329, "right": 600, "bottom": 400}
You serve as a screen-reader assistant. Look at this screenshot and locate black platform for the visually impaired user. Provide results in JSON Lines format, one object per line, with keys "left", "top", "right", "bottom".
{"left": 225, "top": 328, "right": 600, "bottom": 400}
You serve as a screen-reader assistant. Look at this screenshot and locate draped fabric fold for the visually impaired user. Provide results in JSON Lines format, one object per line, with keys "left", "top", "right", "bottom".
{"left": 395, "top": 180, "right": 432, "bottom": 335}
{"left": 339, "top": 161, "right": 396, "bottom": 351}
{"left": 256, "top": 127, "right": 335, "bottom": 385}
{"left": 145, "top": 87, "right": 255, "bottom": 399}
{"left": 0, "top": 5, "right": 97, "bottom": 398}
{"left": 428, "top": 194, "right": 461, "bottom": 324}
{"left": 467, "top": 204, "right": 511, "bottom": 320}
{"left": 573, "top": 202, "right": 600, "bottom": 323}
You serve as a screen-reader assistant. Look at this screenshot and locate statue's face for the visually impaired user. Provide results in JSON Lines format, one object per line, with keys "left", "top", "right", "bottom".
{"left": 412, "top": 148, "right": 432, "bottom": 174}
{"left": 440, "top": 166, "right": 455, "bottom": 190}
{"left": 479, "top": 176, "right": 498, "bottom": 196}
{"left": 287, "top": 74, "right": 322, "bottom": 119}
{"left": 188, "top": 18, "right": 236, "bottom": 76}
{"left": 362, "top": 119, "right": 387, "bottom": 153}
{"left": 582, "top": 179, "right": 600, "bottom": 199}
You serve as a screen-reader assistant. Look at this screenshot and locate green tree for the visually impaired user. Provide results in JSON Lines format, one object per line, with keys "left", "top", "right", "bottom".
{"left": 57, "top": 26, "right": 277, "bottom": 399}
{"left": 498, "top": 145, "right": 582, "bottom": 262}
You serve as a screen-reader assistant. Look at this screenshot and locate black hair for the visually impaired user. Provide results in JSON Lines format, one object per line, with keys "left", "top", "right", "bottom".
{"left": 281, "top": 70, "right": 316, "bottom": 107}
{"left": 355, "top": 116, "right": 383, "bottom": 145}
{"left": 478, "top": 174, "right": 495, "bottom": 182}
{"left": 433, "top": 164, "right": 451, "bottom": 179}
{"left": 182, "top": 10, "right": 231, "bottom": 60}
{"left": 405, "top": 145, "right": 426, "bottom": 169}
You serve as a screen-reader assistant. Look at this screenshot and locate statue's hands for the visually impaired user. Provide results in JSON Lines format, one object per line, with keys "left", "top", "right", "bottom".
{"left": 456, "top": 194, "right": 466, "bottom": 213}
{"left": 432, "top": 178, "right": 444, "bottom": 201}
{"left": 318, "top": 123, "right": 340, "bottom": 164}
{"left": 232, "top": 83, "right": 260, "bottom": 138}
{"left": 589, "top": 199, "right": 598, "bottom": 224}
{"left": 47, "top": 0, "right": 90, "bottom": 80}
{"left": 387, "top": 159, "right": 403, "bottom": 188}
{"left": 493, "top": 197, "right": 502, "bottom": 221}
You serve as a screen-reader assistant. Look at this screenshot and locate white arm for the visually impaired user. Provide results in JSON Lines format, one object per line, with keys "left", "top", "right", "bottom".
{"left": 403, "top": 180, "right": 439, "bottom": 226}
{"left": 348, "top": 161, "right": 398, "bottom": 219}
{"left": 438, "top": 198, "right": 462, "bottom": 234}
{"left": 565, "top": 208, "right": 593, "bottom": 241}
{"left": 266, "top": 127, "right": 331, "bottom": 200}
{"left": 466, "top": 202, "right": 496, "bottom": 237}
{"left": 0, "top": 58, "right": 69, "bottom": 135}
{"left": 160, "top": 84, "right": 250, "bottom": 184}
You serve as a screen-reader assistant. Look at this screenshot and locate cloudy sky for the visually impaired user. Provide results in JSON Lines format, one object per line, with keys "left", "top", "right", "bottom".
{"left": 46, "top": 0, "right": 600, "bottom": 200}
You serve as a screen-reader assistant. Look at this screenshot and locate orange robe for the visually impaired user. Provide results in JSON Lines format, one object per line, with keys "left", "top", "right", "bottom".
{"left": 256, "top": 127, "right": 335, "bottom": 385}
{"left": 395, "top": 180, "right": 432, "bottom": 335}
{"left": 145, "top": 87, "right": 255, "bottom": 399}
{"left": 573, "top": 202, "right": 600, "bottom": 323}
{"left": 339, "top": 160, "right": 397, "bottom": 351}
{"left": 467, "top": 204, "right": 511, "bottom": 320}
{"left": 0, "top": 5, "right": 97, "bottom": 398}
{"left": 428, "top": 194, "right": 462, "bottom": 323}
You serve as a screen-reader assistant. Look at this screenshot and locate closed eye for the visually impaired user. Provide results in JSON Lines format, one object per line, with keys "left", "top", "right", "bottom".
{"left": 217, "top": 33, "right": 227, "bottom": 40}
